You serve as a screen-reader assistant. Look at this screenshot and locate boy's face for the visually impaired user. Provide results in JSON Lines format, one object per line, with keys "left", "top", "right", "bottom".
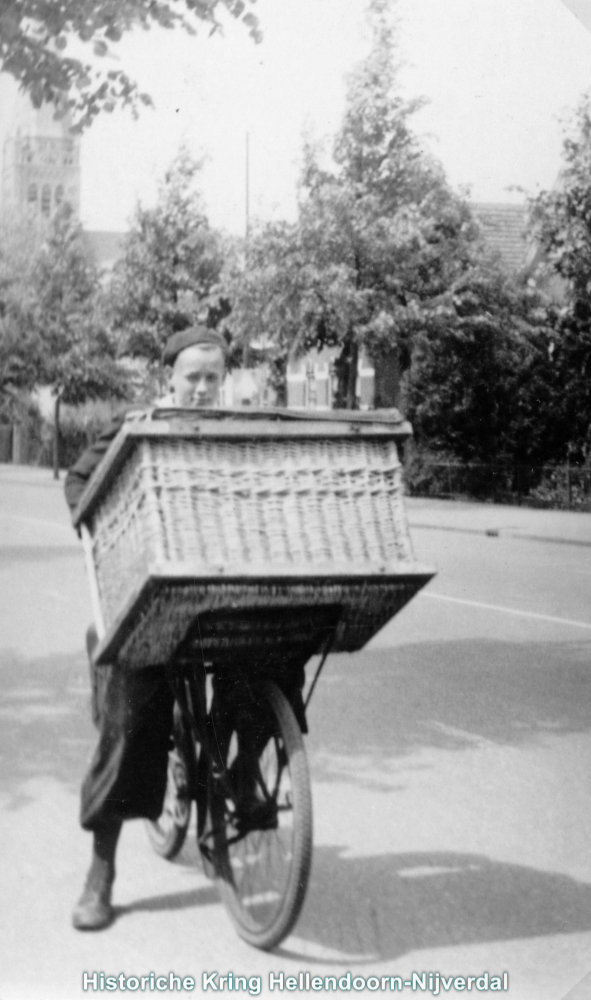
{"left": 169, "top": 344, "right": 225, "bottom": 408}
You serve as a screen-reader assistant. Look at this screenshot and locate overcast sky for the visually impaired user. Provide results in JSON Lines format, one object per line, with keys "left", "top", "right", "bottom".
{"left": 2, "top": 0, "right": 591, "bottom": 235}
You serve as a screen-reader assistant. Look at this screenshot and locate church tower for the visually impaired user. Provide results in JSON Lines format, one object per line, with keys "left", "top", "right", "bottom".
{"left": 1, "top": 98, "right": 81, "bottom": 221}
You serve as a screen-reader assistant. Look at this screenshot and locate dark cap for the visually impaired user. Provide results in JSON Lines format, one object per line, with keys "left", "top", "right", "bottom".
{"left": 162, "top": 326, "right": 228, "bottom": 367}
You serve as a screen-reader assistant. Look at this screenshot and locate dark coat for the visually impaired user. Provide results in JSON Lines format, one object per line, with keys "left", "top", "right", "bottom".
{"left": 64, "top": 417, "right": 124, "bottom": 516}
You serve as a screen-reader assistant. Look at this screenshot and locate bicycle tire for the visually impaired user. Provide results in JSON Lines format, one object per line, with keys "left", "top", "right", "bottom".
{"left": 145, "top": 745, "right": 191, "bottom": 860}
{"left": 212, "top": 681, "right": 313, "bottom": 950}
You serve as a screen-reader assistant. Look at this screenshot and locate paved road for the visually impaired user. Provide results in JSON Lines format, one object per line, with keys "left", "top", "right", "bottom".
{"left": 1, "top": 468, "right": 591, "bottom": 1000}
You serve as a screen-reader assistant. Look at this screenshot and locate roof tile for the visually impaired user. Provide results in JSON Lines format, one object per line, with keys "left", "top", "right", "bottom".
{"left": 472, "top": 202, "right": 529, "bottom": 273}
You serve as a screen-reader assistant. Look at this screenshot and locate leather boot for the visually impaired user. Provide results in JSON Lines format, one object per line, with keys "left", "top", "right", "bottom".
{"left": 72, "top": 820, "right": 122, "bottom": 931}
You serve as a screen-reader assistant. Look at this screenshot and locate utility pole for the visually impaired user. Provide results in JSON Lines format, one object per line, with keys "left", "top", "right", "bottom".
{"left": 245, "top": 130, "right": 250, "bottom": 242}
{"left": 243, "top": 131, "right": 250, "bottom": 368}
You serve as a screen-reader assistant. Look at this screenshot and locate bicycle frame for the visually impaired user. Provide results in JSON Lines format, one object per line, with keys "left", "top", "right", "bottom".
{"left": 163, "top": 653, "right": 282, "bottom": 865}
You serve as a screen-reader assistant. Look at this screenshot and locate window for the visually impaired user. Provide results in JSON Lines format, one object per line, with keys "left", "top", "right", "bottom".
{"left": 28, "top": 184, "right": 38, "bottom": 206}
{"left": 41, "top": 184, "right": 51, "bottom": 216}
{"left": 55, "top": 185, "right": 64, "bottom": 207}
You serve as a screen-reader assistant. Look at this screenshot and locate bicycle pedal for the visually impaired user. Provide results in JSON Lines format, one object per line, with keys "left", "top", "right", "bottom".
{"left": 236, "top": 800, "right": 278, "bottom": 834}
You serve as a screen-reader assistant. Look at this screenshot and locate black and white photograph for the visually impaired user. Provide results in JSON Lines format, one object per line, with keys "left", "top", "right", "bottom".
{"left": 2, "top": 1, "right": 591, "bottom": 998}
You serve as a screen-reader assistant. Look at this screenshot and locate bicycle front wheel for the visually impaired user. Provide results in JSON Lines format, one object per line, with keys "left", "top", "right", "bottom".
{"left": 212, "top": 681, "right": 313, "bottom": 950}
{"left": 145, "top": 744, "right": 191, "bottom": 860}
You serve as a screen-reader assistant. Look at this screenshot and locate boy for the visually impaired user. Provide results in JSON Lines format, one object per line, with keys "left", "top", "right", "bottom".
{"left": 66, "top": 326, "right": 227, "bottom": 930}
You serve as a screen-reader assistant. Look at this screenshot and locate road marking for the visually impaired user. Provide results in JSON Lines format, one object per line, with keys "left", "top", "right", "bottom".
{"left": 420, "top": 590, "right": 591, "bottom": 631}
{"left": 0, "top": 512, "right": 72, "bottom": 534}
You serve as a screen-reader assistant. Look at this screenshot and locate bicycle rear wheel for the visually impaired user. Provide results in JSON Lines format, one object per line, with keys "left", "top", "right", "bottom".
{"left": 212, "top": 681, "right": 313, "bottom": 950}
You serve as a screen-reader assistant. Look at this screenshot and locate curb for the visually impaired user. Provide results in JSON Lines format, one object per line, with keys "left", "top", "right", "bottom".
{"left": 408, "top": 520, "right": 591, "bottom": 548}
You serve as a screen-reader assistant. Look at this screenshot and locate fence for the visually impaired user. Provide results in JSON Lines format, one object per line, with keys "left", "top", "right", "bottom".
{"left": 404, "top": 457, "right": 591, "bottom": 512}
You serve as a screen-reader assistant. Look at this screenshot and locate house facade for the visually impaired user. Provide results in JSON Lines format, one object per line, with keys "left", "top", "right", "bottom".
{"left": 286, "top": 347, "right": 375, "bottom": 411}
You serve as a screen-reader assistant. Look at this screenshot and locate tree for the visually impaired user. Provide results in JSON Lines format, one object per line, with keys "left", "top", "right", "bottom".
{"left": 405, "top": 258, "right": 555, "bottom": 471}
{"left": 0, "top": 0, "right": 261, "bottom": 130}
{"left": 221, "top": 0, "right": 482, "bottom": 409}
{"left": 218, "top": 221, "right": 308, "bottom": 404}
{"left": 29, "top": 203, "right": 129, "bottom": 475}
{"left": 0, "top": 213, "right": 45, "bottom": 406}
{"left": 222, "top": 0, "right": 557, "bottom": 462}
{"left": 108, "top": 149, "right": 227, "bottom": 366}
{"left": 526, "top": 93, "right": 591, "bottom": 463}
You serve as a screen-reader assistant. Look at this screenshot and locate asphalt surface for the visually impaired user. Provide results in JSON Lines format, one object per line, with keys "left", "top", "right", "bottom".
{"left": 1, "top": 467, "right": 591, "bottom": 1000}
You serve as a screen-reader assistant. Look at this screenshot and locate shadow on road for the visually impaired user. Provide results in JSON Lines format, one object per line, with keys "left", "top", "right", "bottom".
{"left": 0, "top": 647, "right": 94, "bottom": 807}
{"left": 3, "top": 638, "right": 591, "bottom": 960}
{"left": 116, "top": 884, "right": 219, "bottom": 919}
{"left": 2, "top": 636, "right": 591, "bottom": 804}
{"left": 287, "top": 847, "right": 591, "bottom": 963}
{"left": 307, "top": 638, "right": 591, "bottom": 779}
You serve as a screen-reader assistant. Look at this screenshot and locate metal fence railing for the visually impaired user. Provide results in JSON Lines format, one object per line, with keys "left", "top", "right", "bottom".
{"left": 404, "top": 458, "right": 591, "bottom": 512}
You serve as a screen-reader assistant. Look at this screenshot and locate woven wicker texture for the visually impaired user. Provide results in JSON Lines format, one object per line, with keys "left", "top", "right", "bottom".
{"left": 113, "top": 580, "right": 422, "bottom": 670}
{"left": 91, "top": 436, "right": 415, "bottom": 630}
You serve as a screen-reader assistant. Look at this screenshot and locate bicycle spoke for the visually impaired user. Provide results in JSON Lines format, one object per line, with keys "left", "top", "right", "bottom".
{"left": 221, "top": 739, "right": 295, "bottom": 921}
{"left": 213, "top": 682, "right": 313, "bottom": 949}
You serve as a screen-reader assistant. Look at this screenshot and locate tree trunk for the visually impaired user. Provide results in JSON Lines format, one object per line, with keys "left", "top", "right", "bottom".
{"left": 334, "top": 337, "right": 359, "bottom": 410}
{"left": 345, "top": 340, "right": 358, "bottom": 409}
{"left": 53, "top": 394, "right": 61, "bottom": 481}
{"left": 373, "top": 346, "right": 401, "bottom": 409}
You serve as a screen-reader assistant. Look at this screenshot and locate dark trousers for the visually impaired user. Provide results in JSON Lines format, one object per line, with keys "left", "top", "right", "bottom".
{"left": 81, "top": 640, "right": 174, "bottom": 831}
{"left": 81, "top": 631, "right": 307, "bottom": 832}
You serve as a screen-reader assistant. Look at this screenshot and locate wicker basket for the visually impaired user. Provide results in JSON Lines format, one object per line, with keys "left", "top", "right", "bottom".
{"left": 73, "top": 408, "right": 434, "bottom": 670}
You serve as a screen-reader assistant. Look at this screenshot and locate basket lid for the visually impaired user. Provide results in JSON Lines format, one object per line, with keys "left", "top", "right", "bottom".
{"left": 148, "top": 405, "right": 411, "bottom": 427}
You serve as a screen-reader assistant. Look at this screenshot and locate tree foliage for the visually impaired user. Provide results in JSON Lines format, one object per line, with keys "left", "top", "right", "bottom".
{"left": 0, "top": 0, "right": 261, "bottom": 130}
{"left": 28, "top": 203, "right": 129, "bottom": 405}
{"left": 529, "top": 97, "right": 591, "bottom": 298}
{"left": 527, "top": 94, "right": 591, "bottom": 463}
{"left": 0, "top": 203, "right": 129, "bottom": 471}
{"left": 405, "top": 261, "right": 555, "bottom": 468}
{"left": 221, "top": 0, "right": 484, "bottom": 408}
{"left": 407, "top": 92, "right": 591, "bottom": 470}
{"left": 217, "top": 0, "right": 564, "bottom": 477}
{"left": 108, "top": 149, "right": 226, "bottom": 363}
{"left": 0, "top": 212, "right": 45, "bottom": 400}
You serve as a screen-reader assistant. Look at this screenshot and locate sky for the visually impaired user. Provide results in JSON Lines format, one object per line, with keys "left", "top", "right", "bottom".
{"left": 2, "top": 0, "right": 591, "bottom": 235}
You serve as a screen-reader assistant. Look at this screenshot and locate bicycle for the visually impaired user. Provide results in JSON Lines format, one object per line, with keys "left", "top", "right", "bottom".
{"left": 77, "top": 407, "right": 433, "bottom": 951}
{"left": 142, "top": 609, "right": 338, "bottom": 951}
